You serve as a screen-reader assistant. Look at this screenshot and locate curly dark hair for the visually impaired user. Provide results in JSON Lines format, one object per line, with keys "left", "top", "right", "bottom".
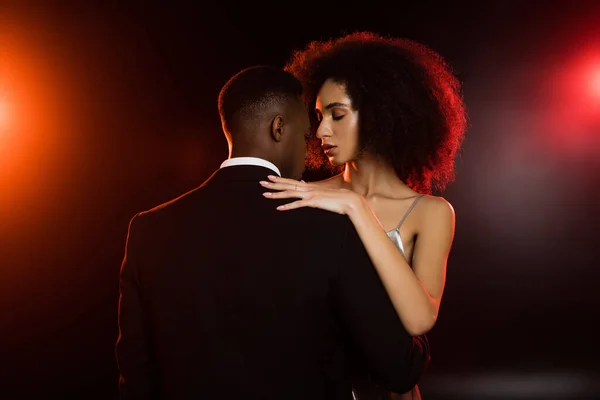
{"left": 284, "top": 31, "right": 467, "bottom": 194}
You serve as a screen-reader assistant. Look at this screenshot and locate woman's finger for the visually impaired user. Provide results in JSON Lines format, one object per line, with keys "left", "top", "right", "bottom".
{"left": 267, "top": 175, "right": 299, "bottom": 184}
{"left": 276, "top": 199, "right": 310, "bottom": 211}
{"left": 267, "top": 176, "right": 317, "bottom": 190}
{"left": 262, "top": 190, "right": 307, "bottom": 199}
{"left": 260, "top": 180, "right": 314, "bottom": 192}
{"left": 259, "top": 181, "right": 296, "bottom": 191}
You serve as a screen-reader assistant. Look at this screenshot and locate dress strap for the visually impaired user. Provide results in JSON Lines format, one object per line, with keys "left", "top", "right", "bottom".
{"left": 393, "top": 195, "right": 424, "bottom": 231}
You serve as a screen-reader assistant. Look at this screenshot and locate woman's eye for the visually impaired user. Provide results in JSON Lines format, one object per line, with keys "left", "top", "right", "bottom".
{"left": 332, "top": 114, "right": 345, "bottom": 121}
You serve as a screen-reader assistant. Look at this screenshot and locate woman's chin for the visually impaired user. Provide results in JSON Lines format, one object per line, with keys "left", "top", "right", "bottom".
{"left": 328, "top": 156, "right": 345, "bottom": 166}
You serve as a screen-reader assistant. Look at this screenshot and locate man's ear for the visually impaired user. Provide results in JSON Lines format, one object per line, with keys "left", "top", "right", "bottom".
{"left": 270, "top": 115, "right": 284, "bottom": 142}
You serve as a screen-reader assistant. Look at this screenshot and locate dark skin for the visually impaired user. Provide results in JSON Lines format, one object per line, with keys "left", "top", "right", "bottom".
{"left": 225, "top": 98, "right": 310, "bottom": 180}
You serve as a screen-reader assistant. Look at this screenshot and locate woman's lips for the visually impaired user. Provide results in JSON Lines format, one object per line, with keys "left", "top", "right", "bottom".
{"left": 322, "top": 144, "right": 337, "bottom": 155}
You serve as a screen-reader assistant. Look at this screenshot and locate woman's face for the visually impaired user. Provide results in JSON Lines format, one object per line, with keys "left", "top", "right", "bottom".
{"left": 315, "top": 79, "right": 360, "bottom": 166}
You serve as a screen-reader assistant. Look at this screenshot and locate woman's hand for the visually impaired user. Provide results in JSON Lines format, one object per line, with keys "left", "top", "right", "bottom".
{"left": 260, "top": 175, "right": 362, "bottom": 215}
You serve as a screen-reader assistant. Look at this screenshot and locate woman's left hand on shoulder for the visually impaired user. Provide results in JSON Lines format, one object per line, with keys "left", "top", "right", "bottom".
{"left": 260, "top": 175, "right": 361, "bottom": 215}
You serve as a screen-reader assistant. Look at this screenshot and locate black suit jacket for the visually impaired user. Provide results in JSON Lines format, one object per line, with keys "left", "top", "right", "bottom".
{"left": 116, "top": 165, "right": 429, "bottom": 400}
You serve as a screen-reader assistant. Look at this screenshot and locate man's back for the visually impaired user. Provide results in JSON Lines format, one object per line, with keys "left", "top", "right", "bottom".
{"left": 116, "top": 165, "right": 429, "bottom": 399}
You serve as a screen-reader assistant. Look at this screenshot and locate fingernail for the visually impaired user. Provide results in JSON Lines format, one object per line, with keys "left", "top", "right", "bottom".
{"left": 263, "top": 192, "right": 272, "bottom": 196}
{"left": 268, "top": 175, "right": 277, "bottom": 180}
{"left": 277, "top": 205, "right": 286, "bottom": 210}
{"left": 259, "top": 181, "right": 270, "bottom": 185}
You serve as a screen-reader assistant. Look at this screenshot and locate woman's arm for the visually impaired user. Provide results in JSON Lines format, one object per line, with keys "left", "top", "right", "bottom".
{"left": 261, "top": 176, "right": 454, "bottom": 336}
{"left": 346, "top": 195, "right": 454, "bottom": 335}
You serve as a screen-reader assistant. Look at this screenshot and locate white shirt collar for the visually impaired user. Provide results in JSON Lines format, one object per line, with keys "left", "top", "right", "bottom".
{"left": 220, "top": 157, "right": 281, "bottom": 176}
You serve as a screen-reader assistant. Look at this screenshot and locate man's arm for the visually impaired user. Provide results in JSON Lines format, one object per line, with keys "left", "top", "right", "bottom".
{"left": 331, "top": 219, "right": 430, "bottom": 394}
{"left": 115, "top": 213, "right": 155, "bottom": 399}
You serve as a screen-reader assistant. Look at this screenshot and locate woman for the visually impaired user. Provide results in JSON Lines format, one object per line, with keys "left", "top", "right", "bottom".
{"left": 260, "top": 32, "right": 467, "bottom": 399}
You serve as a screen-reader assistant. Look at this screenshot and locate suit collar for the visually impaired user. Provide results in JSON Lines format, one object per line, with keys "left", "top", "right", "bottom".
{"left": 220, "top": 157, "right": 281, "bottom": 177}
{"left": 204, "top": 165, "right": 277, "bottom": 187}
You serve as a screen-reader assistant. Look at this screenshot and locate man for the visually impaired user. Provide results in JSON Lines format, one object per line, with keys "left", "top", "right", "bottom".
{"left": 116, "top": 65, "right": 429, "bottom": 399}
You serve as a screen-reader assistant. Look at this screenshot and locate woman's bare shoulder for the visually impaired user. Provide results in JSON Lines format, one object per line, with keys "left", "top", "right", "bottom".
{"left": 414, "top": 194, "right": 455, "bottom": 227}
{"left": 419, "top": 194, "right": 454, "bottom": 213}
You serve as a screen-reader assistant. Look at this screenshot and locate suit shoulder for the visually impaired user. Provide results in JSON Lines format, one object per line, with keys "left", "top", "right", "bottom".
{"left": 132, "top": 184, "right": 206, "bottom": 227}
{"left": 293, "top": 206, "right": 350, "bottom": 225}
{"left": 289, "top": 207, "right": 354, "bottom": 242}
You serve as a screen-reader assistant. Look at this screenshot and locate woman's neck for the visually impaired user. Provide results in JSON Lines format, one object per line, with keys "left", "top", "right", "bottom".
{"left": 342, "top": 154, "right": 405, "bottom": 198}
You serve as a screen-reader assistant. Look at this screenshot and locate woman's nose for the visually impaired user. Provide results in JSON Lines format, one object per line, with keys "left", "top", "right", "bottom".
{"left": 316, "top": 123, "right": 332, "bottom": 139}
